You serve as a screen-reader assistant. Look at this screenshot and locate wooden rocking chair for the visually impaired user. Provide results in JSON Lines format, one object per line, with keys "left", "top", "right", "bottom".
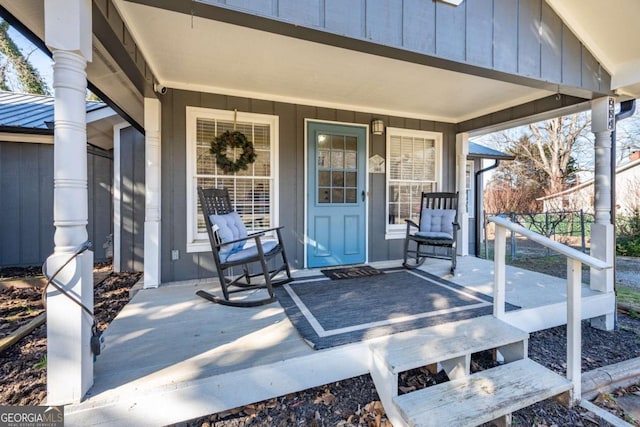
{"left": 196, "top": 187, "right": 292, "bottom": 307}
{"left": 403, "top": 192, "right": 460, "bottom": 273}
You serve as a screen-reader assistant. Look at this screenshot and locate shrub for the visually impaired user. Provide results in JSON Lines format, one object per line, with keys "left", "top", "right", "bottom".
{"left": 616, "top": 209, "right": 640, "bottom": 257}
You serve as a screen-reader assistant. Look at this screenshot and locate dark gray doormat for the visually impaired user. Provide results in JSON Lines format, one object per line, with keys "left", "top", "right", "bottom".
{"left": 274, "top": 268, "right": 519, "bottom": 350}
{"left": 320, "top": 265, "right": 384, "bottom": 280}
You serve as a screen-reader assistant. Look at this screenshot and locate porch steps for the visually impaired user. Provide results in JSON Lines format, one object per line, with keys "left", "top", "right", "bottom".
{"left": 368, "top": 315, "right": 572, "bottom": 427}
{"left": 394, "top": 358, "right": 573, "bottom": 427}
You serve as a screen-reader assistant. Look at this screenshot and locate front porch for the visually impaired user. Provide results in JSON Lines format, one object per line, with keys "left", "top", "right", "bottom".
{"left": 65, "top": 256, "right": 612, "bottom": 426}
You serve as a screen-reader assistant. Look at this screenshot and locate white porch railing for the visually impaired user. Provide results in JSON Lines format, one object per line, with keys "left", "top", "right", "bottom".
{"left": 489, "top": 216, "right": 612, "bottom": 402}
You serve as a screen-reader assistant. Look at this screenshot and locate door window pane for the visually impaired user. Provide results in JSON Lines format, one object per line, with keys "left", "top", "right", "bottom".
{"left": 316, "top": 132, "right": 359, "bottom": 205}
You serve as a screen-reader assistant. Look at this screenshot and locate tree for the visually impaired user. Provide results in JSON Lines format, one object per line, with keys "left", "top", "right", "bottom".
{"left": 525, "top": 114, "right": 589, "bottom": 195}
{"left": 483, "top": 114, "right": 591, "bottom": 213}
{"left": 0, "top": 20, "right": 51, "bottom": 95}
{"left": 614, "top": 110, "right": 640, "bottom": 164}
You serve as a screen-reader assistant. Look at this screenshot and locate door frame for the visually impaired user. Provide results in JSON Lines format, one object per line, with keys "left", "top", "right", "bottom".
{"left": 303, "top": 119, "right": 369, "bottom": 268}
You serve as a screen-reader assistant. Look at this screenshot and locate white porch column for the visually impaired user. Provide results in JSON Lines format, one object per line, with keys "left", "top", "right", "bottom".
{"left": 144, "top": 97, "right": 162, "bottom": 288}
{"left": 456, "top": 133, "right": 469, "bottom": 257}
{"left": 44, "top": 0, "right": 94, "bottom": 404}
{"left": 590, "top": 96, "right": 615, "bottom": 331}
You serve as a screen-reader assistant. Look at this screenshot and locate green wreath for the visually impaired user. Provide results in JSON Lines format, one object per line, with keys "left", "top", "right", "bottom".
{"left": 210, "top": 130, "right": 257, "bottom": 173}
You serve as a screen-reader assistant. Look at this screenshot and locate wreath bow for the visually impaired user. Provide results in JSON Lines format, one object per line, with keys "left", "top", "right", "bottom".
{"left": 210, "top": 130, "right": 257, "bottom": 173}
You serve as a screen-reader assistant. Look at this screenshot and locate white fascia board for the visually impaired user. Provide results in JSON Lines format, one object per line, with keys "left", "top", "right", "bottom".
{"left": 0, "top": 132, "right": 53, "bottom": 144}
{"left": 87, "top": 106, "right": 117, "bottom": 123}
{"left": 611, "top": 59, "right": 640, "bottom": 96}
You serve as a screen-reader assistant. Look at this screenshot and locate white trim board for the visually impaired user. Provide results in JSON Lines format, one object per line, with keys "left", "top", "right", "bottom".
{"left": 112, "top": 122, "right": 130, "bottom": 273}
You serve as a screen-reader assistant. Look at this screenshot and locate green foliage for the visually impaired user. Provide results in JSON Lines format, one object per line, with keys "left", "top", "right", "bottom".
{"left": 86, "top": 90, "right": 102, "bottom": 102}
{"left": 616, "top": 210, "right": 640, "bottom": 256}
{"left": 617, "top": 286, "right": 640, "bottom": 307}
{"left": 34, "top": 355, "right": 47, "bottom": 370}
{"left": 0, "top": 20, "right": 51, "bottom": 95}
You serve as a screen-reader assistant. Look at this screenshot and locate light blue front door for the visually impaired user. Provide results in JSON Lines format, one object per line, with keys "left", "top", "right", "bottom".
{"left": 307, "top": 122, "right": 367, "bottom": 268}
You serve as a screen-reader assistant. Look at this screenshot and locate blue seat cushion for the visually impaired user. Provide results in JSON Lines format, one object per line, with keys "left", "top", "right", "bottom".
{"left": 226, "top": 240, "right": 279, "bottom": 263}
{"left": 418, "top": 208, "right": 456, "bottom": 239}
{"left": 415, "top": 231, "right": 454, "bottom": 240}
{"left": 209, "top": 212, "right": 248, "bottom": 261}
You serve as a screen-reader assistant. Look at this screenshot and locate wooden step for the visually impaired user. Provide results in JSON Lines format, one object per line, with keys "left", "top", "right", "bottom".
{"left": 393, "top": 358, "right": 573, "bottom": 427}
{"left": 369, "top": 315, "right": 529, "bottom": 375}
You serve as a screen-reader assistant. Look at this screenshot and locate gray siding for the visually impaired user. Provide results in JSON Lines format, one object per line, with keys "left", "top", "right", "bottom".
{"left": 88, "top": 148, "right": 114, "bottom": 261}
{"left": 197, "top": 0, "right": 611, "bottom": 96}
{"left": 0, "top": 141, "right": 113, "bottom": 267}
{"left": 119, "top": 126, "right": 145, "bottom": 272}
{"left": 160, "top": 89, "right": 457, "bottom": 283}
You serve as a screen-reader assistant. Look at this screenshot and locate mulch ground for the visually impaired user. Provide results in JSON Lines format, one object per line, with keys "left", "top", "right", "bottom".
{"left": 2, "top": 263, "right": 640, "bottom": 426}
{"left": 173, "top": 313, "right": 640, "bottom": 427}
{"left": 0, "top": 265, "right": 141, "bottom": 406}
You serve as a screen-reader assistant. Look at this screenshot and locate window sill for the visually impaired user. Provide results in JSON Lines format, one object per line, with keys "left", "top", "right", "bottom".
{"left": 385, "top": 231, "right": 406, "bottom": 240}
{"left": 186, "top": 241, "right": 210, "bottom": 253}
{"left": 187, "top": 231, "right": 277, "bottom": 253}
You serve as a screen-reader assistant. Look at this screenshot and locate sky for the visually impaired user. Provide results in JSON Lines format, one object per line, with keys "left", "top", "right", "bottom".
{"left": 6, "top": 25, "right": 54, "bottom": 92}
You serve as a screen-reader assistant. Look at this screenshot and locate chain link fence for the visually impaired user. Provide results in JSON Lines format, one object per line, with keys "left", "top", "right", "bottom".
{"left": 481, "top": 210, "right": 594, "bottom": 260}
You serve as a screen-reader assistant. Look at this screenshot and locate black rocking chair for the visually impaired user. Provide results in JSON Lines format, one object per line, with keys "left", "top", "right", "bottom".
{"left": 196, "top": 187, "right": 292, "bottom": 307}
{"left": 403, "top": 192, "right": 460, "bottom": 273}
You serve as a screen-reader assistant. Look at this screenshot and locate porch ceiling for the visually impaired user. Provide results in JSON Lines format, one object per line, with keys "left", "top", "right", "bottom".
{"left": 546, "top": 0, "right": 640, "bottom": 99}
{"left": 114, "top": 1, "right": 552, "bottom": 123}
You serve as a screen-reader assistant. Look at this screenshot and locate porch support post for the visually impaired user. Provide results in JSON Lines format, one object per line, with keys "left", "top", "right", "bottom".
{"left": 44, "top": 0, "right": 94, "bottom": 404}
{"left": 590, "top": 97, "right": 615, "bottom": 331}
{"left": 456, "top": 133, "right": 469, "bottom": 257}
{"left": 144, "top": 97, "right": 162, "bottom": 288}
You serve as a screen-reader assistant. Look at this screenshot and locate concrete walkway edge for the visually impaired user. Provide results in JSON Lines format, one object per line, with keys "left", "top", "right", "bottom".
{"left": 582, "top": 357, "right": 640, "bottom": 400}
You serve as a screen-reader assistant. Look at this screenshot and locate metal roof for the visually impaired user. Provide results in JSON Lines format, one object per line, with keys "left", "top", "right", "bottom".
{"left": 468, "top": 141, "right": 515, "bottom": 160}
{"left": 0, "top": 91, "right": 107, "bottom": 132}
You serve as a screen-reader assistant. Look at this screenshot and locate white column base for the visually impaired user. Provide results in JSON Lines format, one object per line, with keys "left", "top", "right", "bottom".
{"left": 144, "top": 220, "right": 161, "bottom": 288}
{"left": 45, "top": 250, "right": 94, "bottom": 405}
{"left": 590, "top": 223, "right": 615, "bottom": 330}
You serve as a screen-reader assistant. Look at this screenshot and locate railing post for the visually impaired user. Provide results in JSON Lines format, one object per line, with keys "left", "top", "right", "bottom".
{"left": 483, "top": 210, "right": 488, "bottom": 258}
{"left": 493, "top": 224, "right": 506, "bottom": 319}
{"left": 509, "top": 212, "right": 516, "bottom": 261}
{"left": 567, "top": 258, "right": 582, "bottom": 403}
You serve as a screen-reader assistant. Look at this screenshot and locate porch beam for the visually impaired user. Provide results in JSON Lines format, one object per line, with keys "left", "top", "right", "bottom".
{"left": 458, "top": 95, "right": 589, "bottom": 136}
{"left": 44, "top": 0, "right": 94, "bottom": 404}
{"left": 144, "top": 97, "right": 162, "bottom": 288}
{"left": 92, "top": 0, "right": 155, "bottom": 98}
{"left": 589, "top": 97, "right": 615, "bottom": 331}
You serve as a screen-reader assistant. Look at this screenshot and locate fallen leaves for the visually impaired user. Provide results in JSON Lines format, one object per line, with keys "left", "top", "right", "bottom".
{"left": 314, "top": 387, "right": 336, "bottom": 406}
{"left": 0, "top": 267, "right": 140, "bottom": 406}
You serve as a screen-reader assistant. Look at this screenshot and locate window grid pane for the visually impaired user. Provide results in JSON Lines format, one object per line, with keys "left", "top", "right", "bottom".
{"left": 195, "top": 116, "right": 273, "bottom": 235}
{"left": 317, "top": 133, "right": 358, "bottom": 205}
{"left": 387, "top": 132, "right": 438, "bottom": 228}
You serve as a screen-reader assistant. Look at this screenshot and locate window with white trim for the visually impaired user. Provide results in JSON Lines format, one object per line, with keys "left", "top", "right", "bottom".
{"left": 385, "top": 127, "right": 442, "bottom": 238}
{"left": 186, "top": 107, "right": 278, "bottom": 252}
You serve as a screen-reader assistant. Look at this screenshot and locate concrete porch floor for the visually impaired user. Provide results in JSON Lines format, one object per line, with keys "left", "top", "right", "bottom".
{"left": 65, "top": 256, "right": 613, "bottom": 426}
